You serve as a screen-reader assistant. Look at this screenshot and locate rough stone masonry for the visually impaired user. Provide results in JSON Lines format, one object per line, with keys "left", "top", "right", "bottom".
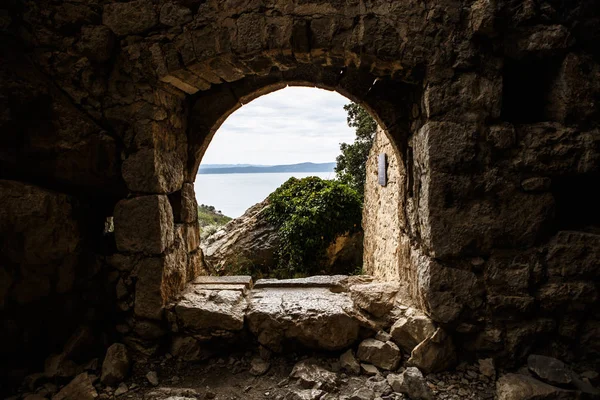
{"left": 0, "top": 0, "right": 599, "bottom": 396}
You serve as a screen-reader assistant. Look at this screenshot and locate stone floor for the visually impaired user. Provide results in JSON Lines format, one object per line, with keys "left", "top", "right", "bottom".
{"left": 167, "top": 275, "right": 399, "bottom": 354}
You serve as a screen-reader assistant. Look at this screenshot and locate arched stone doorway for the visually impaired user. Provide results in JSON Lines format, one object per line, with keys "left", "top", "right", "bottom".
{"left": 2, "top": 0, "right": 599, "bottom": 381}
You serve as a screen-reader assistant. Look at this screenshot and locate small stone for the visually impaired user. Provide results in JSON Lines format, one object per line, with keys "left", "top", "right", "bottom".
{"left": 387, "top": 367, "right": 434, "bottom": 400}
{"left": 114, "top": 382, "right": 128, "bottom": 396}
{"left": 250, "top": 358, "right": 271, "bottom": 376}
{"left": 581, "top": 371, "right": 599, "bottom": 380}
{"left": 357, "top": 339, "right": 402, "bottom": 371}
{"left": 361, "top": 364, "right": 380, "bottom": 376}
{"left": 285, "top": 389, "right": 326, "bottom": 400}
{"left": 496, "top": 373, "right": 578, "bottom": 400}
{"left": 407, "top": 328, "right": 456, "bottom": 374}
{"left": 375, "top": 331, "right": 392, "bottom": 342}
{"left": 350, "top": 387, "right": 375, "bottom": 400}
{"left": 390, "top": 309, "right": 436, "bottom": 353}
{"left": 100, "top": 343, "right": 131, "bottom": 386}
{"left": 146, "top": 371, "right": 159, "bottom": 386}
{"left": 366, "top": 376, "right": 393, "bottom": 396}
{"left": 159, "top": 2, "right": 192, "bottom": 26}
{"left": 103, "top": 0, "right": 158, "bottom": 36}
{"left": 521, "top": 177, "right": 552, "bottom": 192}
{"left": 478, "top": 359, "right": 495, "bottom": 378}
{"left": 527, "top": 355, "right": 572, "bottom": 385}
{"left": 340, "top": 350, "right": 361, "bottom": 375}
{"left": 290, "top": 360, "right": 339, "bottom": 391}
{"left": 53, "top": 373, "right": 98, "bottom": 400}
{"left": 350, "top": 283, "right": 399, "bottom": 317}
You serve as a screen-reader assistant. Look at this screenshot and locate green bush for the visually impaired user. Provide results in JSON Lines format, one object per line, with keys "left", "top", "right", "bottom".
{"left": 265, "top": 176, "right": 362, "bottom": 277}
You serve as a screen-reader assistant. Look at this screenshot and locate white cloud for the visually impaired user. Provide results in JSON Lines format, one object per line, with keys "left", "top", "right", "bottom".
{"left": 201, "top": 86, "right": 355, "bottom": 165}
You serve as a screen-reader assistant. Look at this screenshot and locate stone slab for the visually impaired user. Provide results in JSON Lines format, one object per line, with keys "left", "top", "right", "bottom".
{"left": 174, "top": 288, "right": 247, "bottom": 332}
{"left": 193, "top": 284, "right": 248, "bottom": 292}
{"left": 246, "top": 287, "right": 360, "bottom": 351}
{"left": 192, "top": 275, "right": 253, "bottom": 288}
{"left": 253, "top": 275, "right": 349, "bottom": 289}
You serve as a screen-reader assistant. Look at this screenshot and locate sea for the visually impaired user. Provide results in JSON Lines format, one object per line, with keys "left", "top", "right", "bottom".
{"left": 194, "top": 171, "right": 335, "bottom": 219}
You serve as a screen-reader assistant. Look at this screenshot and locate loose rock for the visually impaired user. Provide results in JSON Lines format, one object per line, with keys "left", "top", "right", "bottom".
{"left": 349, "top": 283, "right": 399, "bottom": 317}
{"left": 289, "top": 360, "right": 339, "bottom": 391}
{"left": 146, "top": 371, "right": 159, "bottom": 386}
{"left": 53, "top": 373, "right": 98, "bottom": 400}
{"left": 387, "top": 367, "right": 434, "bottom": 400}
{"left": 357, "top": 339, "right": 401, "bottom": 371}
{"left": 361, "top": 364, "right": 380, "bottom": 376}
{"left": 340, "top": 350, "right": 361, "bottom": 375}
{"left": 100, "top": 343, "right": 131, "bottom": 386}
{"left": 250, "top": 358, "right": 271, "bottom": 376}
{"left": 496, "top": 373, "right": 579, "bottom": 400}
{"left": 349, "top": 387, "right": 376, "bottom": 400}
{"left": 527, "top": 354, "right": 572, "bottom": 385}
{"left": 407, "top": 328, "right": 456, "bottom": 374}
{"left": 478, "top": 358, "right": 496, "bottom": 378}
{"left": 390, "top": 309, "right": 436, "bottom": 353}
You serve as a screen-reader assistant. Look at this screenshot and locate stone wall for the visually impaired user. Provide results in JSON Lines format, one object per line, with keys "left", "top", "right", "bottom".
{"left": 0, "top": 180, "right": 113, "bottom": 390}
{"left": 1, "top": 0, "right": 599, "bottom": 381}
{"left": 362, "top": 127, "right": 404, "bottom": 283}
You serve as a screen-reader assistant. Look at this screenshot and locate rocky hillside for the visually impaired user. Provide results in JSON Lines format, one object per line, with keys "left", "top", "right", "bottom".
{"left": 200, "top": 199, "right": 363, "bottom": 278}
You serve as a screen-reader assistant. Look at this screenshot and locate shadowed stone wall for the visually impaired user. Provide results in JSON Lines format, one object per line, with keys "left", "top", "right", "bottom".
{"left": 1, "top": 0, "right": 599, "bottom": 387}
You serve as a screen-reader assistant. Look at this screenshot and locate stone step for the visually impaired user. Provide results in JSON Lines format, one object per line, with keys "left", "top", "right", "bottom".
{"left": 192, "top": 275, "right": 253, "bottom": 288}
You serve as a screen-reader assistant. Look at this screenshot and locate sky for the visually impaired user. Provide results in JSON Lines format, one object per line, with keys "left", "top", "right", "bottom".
{"left": 200, "top": 86, "right": 356, "bottom": 165}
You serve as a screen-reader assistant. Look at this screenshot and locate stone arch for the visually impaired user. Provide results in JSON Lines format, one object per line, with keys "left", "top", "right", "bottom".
{"left": 185, "top": 65, "right": 420, "bottom": 179}
{"left": 2, "top": 0, "right": 599, "bottom": 378}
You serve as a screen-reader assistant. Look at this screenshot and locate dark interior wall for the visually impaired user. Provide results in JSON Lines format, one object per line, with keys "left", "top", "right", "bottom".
{"left": 0, "top": 34, "right": 124, "bottom": 392}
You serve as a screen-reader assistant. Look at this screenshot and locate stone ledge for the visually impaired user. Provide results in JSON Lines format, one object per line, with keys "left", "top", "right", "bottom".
{"left": 253, "top": 275, "right": 349, "bottom": 289}
{"left": 192, "top": 275, "right": 253, "bottom": 288}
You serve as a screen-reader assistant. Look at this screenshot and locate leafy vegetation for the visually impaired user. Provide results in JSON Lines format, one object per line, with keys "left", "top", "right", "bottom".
{"left": 335, "top": 103, "right": 377, "bottom": 198}
{"left": 198, "top": 204, "right": 231, "bottom": 239}
{"left": 265, "top": 176, "right": 362, "bottom": 278}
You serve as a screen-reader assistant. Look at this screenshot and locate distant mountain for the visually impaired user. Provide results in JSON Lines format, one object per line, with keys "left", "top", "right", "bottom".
{"left": 200, "top": 164, "right": 259, "bottom": 169}
{"left": 198, "top": 162, "right": 336, "bottom": 174}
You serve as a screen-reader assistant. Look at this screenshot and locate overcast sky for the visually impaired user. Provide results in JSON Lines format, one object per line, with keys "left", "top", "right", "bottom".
{"left": 201, "top": 86, "right": 356, "bottom": 165}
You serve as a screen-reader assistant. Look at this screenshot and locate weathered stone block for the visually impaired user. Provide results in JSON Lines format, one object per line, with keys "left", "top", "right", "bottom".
{"left": 350, "top": 282, "right": 399, "bottom": 318}
{"left": 546, "top": 53, "right": 600, "bottom": 125}
{"left": 536, "top": 281, "right": 597, "bottom": 312}
{"left": 246, "top": 288, "right": 360, "bottom": 351}
{"left": 390, "top": 308, "right": 437, "bottom": 353}
{"left": 103, "top": 0, "right": 157, "bottom": 36}
{"left": 174, "top": 288, "right": 246, "bottom": 332}
{"left": 53, "top": 372, "right": 98, "bottom": 400}
{"left": 419, "top": 260, "right": 483, "bottom": 324}
{"left": 122, "top": 148, "right": 184, "bottom": 194}
{"left": 100, "top": 343, "right": 130, "bottom": 385}
{"left": 387, "top": 367, "right": 434, "bottom": 400}
{"left": 159, "top": 2, "right": 192, "bottom": 27}
{"left": 114, "top": 195, "right": 174, "bottom": 254}
{"left": 356, "top": 339, "right": 402, "bottom": 371}
{"left": 133, "top": 247, "right": 186, "bottom": 322}
{"left": 546, "top": 231, "right": 600, "bottom": 278}
{"left": 521, "top": 177, "right": 551, "bottom": 192}
{"left": 423, "top": 74, "right": 502, "bottom": 120}
{"left": 169, "top": 183, "right": 198, "bottom": 223}
{"left": 487, "top": 123, "right": 516, "bottom": 149}
{"left": 506, "top": 25, "right": 571, "bottom": 59}
{"left": 514, "top": 122, "right": 599, "bottom": 175}
{"left": 407, "top": 328, "right": 456, "bottom": 374}
{"left": 496, "top": 373, "right": 578, "bottom": 400}
{"left": 76, "top": 25, "right": 115, "bottom": 62}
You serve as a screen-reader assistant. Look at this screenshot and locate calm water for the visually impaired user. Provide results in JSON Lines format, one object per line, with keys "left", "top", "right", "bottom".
{"left": 194, "top": 172, "right": 335, "bottom": 218}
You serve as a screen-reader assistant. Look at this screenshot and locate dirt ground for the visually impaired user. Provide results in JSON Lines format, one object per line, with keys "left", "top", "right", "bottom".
{"left": 102, "top": 349, "right": 496, "bottom": 400}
